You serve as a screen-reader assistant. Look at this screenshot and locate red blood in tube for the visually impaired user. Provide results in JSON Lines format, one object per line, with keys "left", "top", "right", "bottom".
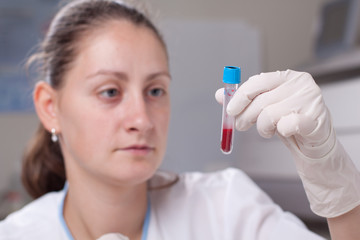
{"left": 221, "top": 128, "right": 233, "bottom": 152}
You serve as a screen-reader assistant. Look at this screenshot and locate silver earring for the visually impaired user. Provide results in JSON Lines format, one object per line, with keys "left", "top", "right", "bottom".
{"left": 51, "top": 128, "right": 58, "bottom": 142}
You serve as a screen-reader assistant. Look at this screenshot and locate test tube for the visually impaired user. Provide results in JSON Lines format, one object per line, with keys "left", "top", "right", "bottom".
{"left": 220, "top": 66, "right": 241, "bottom": 154}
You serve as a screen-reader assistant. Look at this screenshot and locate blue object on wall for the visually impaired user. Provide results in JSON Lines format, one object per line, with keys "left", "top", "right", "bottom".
{"left": 0, "top": 0, "right": 57, "bottom": 112}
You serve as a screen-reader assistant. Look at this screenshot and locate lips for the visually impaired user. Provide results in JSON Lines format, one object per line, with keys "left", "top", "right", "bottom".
{"left": 118, "top": 144, "right": 155, "bottom": 155}
{"left": 124, "top": 145, "right": 153, "bottom": 150}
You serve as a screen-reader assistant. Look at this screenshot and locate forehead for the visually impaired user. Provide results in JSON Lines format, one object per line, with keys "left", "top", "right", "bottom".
{"left": 80, "top": 19, "right": 162, "bottom": 52}
{"left": 63, "top": 19, "right": 168, "bottom": 82}
{"left": 59, "top": 20, "right": 168, "bottom": 86}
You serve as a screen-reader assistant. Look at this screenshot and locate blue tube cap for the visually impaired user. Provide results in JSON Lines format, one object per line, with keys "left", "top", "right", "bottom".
{"left": 223, "top": 66, "right": 241, "bottom": 84}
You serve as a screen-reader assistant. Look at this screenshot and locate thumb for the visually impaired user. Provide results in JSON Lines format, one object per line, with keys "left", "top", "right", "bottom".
{"left": 215, "top": 88, "right": 224, "bottom": 105}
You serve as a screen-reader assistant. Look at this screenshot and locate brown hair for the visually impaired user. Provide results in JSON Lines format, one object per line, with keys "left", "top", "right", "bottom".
{"left": 23, "top": 0, "right": 168, "bottom": 199}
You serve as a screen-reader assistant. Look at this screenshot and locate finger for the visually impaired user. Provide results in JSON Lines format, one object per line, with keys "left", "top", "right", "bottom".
{"left": 256, "top": 107, "right": 277, "bottom": 138}
{"left": 277, "top": 112, "right": 334, "bottom": 159}
{"left": 234, "top": 79, "right": 295, "bottom": 131}
{"left": 254, "top": 95, "right": 310, "bottom": 138}
{"left": 227, "top": 70, "right": 289, "bottom": 116}
{"left": 215, "top": 88, "right": 224, "bottom": 105}
{"left": 277, "top": 113, "right": 317, "bottom": 138}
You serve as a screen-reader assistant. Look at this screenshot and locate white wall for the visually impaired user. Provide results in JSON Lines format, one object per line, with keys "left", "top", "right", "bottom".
{"left": 321, "top": 77, "right": 360, "bottom": 170}
{"left": 150, "top": 0, "right": 330, "bottom": 71}
{"left": 0, "top": 114, "right": 39, "bottom": 192}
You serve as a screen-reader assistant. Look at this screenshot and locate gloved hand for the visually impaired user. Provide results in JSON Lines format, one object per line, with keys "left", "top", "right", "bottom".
{"left": 97, "top": 233, "right": 129, "bottom": 240}
{"left": 215, "top": 69, "right": 360, "bottom": 218}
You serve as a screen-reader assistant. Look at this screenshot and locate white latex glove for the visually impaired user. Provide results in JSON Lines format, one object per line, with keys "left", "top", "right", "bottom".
{"left": 215, "top": 69, "right": 360, "bottom": 218}
{"left": 96, "top": 233, "right": 129, "bottom": 240}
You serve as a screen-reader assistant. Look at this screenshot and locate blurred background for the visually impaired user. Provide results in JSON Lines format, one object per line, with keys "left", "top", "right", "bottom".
{"left": 2, "top": 0, "right": 360, "bottom": 238}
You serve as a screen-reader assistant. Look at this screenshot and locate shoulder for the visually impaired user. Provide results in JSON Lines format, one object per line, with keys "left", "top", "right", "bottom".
{"left": 149, "top": 167, "right": 272, "bottom": 223}
{"left": 179, "top": 167, "right": 256, "bottom": 188}
{"left": 149, "top": 168, "right": 324, "bottom": 239}
{"left": 159, "top": 167, "right": 263, "bottom": 198}
{"left": 0, "top": 190, "right": 65, "bottom": 239}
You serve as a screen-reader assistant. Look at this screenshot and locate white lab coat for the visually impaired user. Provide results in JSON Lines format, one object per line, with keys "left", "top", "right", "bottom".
{"left": 0, "top": 168, "right": 325, "bottom": 239}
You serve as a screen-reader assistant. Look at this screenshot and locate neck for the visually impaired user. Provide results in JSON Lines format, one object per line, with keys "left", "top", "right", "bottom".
{"left": 63, "top": 176, "right": 148, "bottom": 240}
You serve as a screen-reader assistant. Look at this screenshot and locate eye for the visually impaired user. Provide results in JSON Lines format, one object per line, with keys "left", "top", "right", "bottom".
{"left": 148, "top": 87, "right": 165, "bottom": 98}
{"left": 99, "top": 88, "right": 120, "bottom": 99}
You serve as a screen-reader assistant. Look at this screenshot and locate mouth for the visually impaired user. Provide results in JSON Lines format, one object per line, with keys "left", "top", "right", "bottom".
{"left": 118, "top": 145, "right": 155, "bottom": 156}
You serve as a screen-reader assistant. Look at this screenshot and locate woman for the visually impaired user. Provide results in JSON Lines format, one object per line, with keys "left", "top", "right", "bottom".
{"left": 0, "top": 0, "right": 359, "bottom": 239}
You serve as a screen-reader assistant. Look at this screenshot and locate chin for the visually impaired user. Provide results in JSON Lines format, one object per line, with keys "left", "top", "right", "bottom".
{"left": 107, "top": 160, "right": 160, "bottom": 186}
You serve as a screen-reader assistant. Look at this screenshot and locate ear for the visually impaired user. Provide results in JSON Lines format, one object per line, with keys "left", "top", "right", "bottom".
{"left": 33, "top": 81, "right": 60, "bottom": 133}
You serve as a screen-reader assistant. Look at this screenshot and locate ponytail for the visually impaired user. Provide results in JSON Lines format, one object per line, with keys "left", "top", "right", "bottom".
{"left": 21, "top": 123, "right": 66, "bottom": 199}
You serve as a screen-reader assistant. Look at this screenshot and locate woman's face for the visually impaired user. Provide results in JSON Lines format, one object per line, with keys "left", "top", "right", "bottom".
{"left": 55, "top": 20, "right": 170, "bottom": 186}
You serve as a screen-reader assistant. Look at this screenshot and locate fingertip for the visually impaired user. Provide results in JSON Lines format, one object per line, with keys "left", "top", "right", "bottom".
{"left": 256, "top": 108, "right": 278, "bottom": 139}
{"left": 235, "top": 117, "right": 253, "bottom": 132}
{"left": 226, "top": 102, "right": 236, "bottom": 116}
{"left": 258, "top": 129, "right": 275, "bottom": 139}
{"left": 277, "top": 114, "right": 317, "bottom": 138}
{"left": 257, "top": 114, "right": 276, "bottom": 139}
{"left": 226, "top": 91, "right": 250, "bottom": 116}
{"left": 276, "top": 114, "right": 299, "bottom": 138}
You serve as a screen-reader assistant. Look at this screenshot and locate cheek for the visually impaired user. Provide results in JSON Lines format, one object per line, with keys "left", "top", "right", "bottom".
{"left": 58, "top": 98, "right": 111, "bottom": 160}
{"left": 155, "top": 107, "right": 170, "bottom": 138}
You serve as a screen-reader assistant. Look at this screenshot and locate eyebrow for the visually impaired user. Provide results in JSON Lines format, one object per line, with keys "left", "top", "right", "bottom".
{"left": 148, "top": 71, "right": 172, "bottom": 81}
{"left": 85, "top": 70, "right": 127, "bottom": 80}
{"left": 85, "top": 70, "right": 171, "bottom": 81}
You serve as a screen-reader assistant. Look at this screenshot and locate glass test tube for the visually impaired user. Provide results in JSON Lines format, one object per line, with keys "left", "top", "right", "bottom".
{"left": 220, "top": 66, "right": 241, "bottom": 154}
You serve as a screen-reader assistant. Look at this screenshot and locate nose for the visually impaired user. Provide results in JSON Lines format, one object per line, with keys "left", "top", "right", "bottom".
{"left": 123, "top": 94, "right": 154, "bottom": 134}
